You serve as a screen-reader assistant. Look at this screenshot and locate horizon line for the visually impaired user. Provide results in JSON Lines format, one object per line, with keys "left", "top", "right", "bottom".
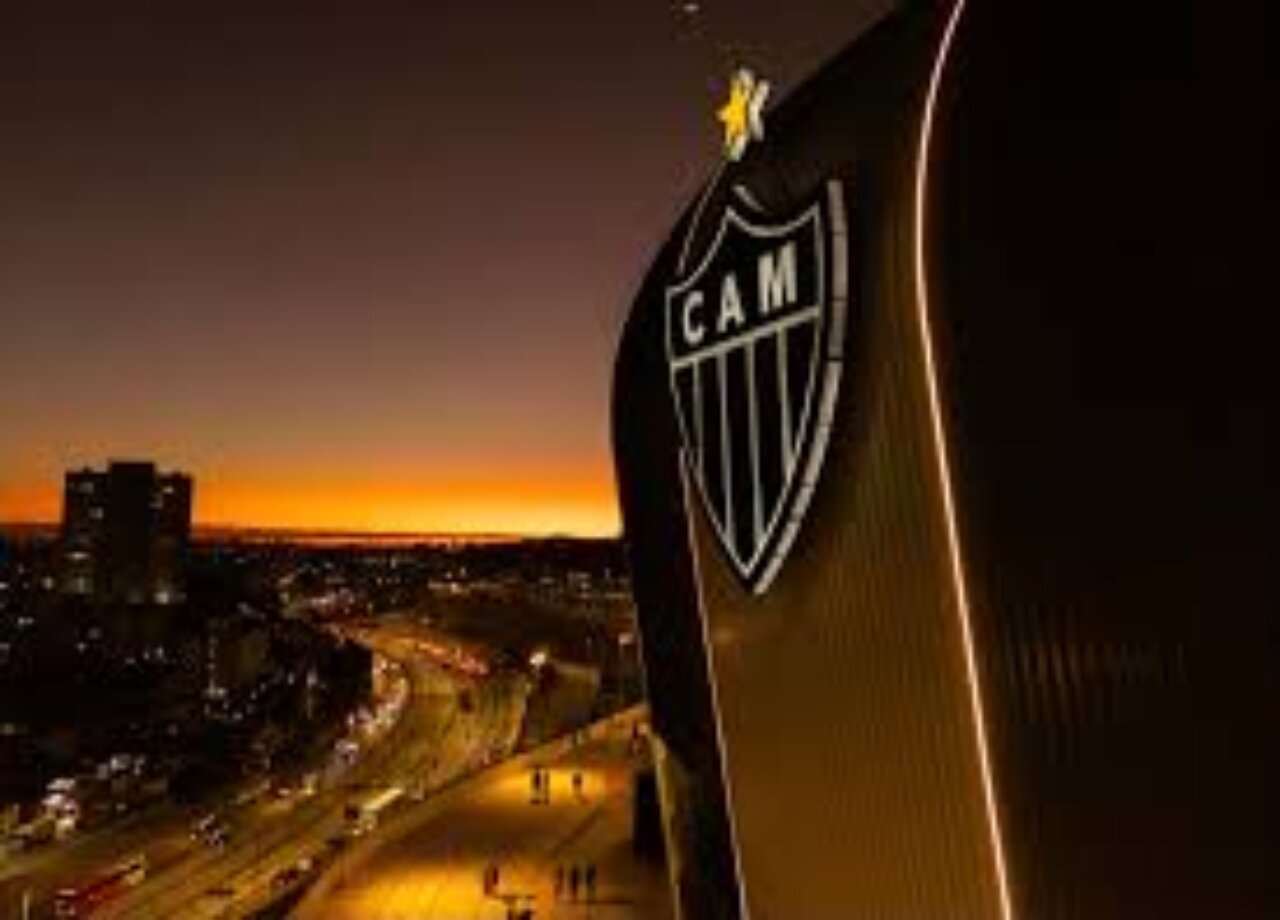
{"left": 0, "top": 520, "right": 621, "bottom": 542}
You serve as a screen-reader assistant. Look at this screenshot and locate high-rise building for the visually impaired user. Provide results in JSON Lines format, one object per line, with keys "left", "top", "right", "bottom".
{"left": 59, "top": 461, "right": 192, "bottom": 605}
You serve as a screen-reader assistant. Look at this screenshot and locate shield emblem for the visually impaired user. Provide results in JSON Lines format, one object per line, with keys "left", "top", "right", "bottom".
{"left": 666, "top": 180, "right": 849, "bottom": 594}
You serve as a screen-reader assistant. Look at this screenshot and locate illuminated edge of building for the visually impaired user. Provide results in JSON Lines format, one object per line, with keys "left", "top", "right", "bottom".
{"left": 911, "top": 2, "right": 1014, "bottom": 916}
{"left": 681, "top": 460, "right": 753, "bottom": 919}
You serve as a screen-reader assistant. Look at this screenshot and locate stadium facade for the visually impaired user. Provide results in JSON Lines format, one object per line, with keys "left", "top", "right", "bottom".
{"left": 613, "top": 2, "right": 1278, "bottom": 917}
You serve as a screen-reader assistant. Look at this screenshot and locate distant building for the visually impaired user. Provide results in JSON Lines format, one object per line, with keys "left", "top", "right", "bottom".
{"left": 59, "top": 462, "right": 192, "bottom": 605}
{"left": 205, "top": 620, "right": 270, "bottom": 710}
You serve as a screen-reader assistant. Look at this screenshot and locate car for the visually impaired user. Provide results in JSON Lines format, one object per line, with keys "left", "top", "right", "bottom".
{"left": 271, "top": 866, "right": 302, "bottom": 890}
{"left": 271, "top": 857, "right": 314, "bottom": 890}
{"left": 233, "top": 781, "right": 269, "bottom": 806}
{"left": 205, "top": 824, "right": 229, "bottom": 849}
{"left": 192, "top": 813, "right": 231, "bottom": 847}
{"left": 191, "top": 813, "right": 219, "bottom": 841}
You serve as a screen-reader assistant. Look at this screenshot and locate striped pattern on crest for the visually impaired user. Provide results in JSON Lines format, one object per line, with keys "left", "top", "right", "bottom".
{"left": 666, "top": 180, "right": 849, "bottom": 593}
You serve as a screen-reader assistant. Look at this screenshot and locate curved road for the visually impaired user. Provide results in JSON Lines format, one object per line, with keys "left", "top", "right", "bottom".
{"left": 1, "top": 623, "right": 528, "bottom": 919}
{"left": 102, "top": 629, "right": 527, "bottom": 919}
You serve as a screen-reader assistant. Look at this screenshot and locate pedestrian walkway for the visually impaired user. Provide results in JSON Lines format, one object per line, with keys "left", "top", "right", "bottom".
{"left": 294, "top": 714, "right": 673, "bottom": 919}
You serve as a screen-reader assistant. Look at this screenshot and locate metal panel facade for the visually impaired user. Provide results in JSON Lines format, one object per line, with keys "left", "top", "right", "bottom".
{"left": 614, "top": 2, "right": 1278, "bottom": 917}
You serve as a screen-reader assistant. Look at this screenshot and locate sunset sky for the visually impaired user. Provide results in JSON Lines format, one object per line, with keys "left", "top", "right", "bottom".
{"left": 0, "top": 1, "right": 888, "bottom": 535}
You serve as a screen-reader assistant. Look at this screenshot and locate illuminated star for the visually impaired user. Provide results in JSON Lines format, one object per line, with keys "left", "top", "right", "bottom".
{"left": 718, "top": 68, "right": 770, "bottom": 161}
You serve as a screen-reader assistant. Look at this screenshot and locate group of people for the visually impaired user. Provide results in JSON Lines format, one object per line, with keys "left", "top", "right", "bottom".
{"left": 529, "top": 766, "right": 551, "bottom": 804}
{"left": 480, "top": 860, "right": 603, "bottom": 907}
{"left": 481, "top": 861, "right": 502, "bottom": 896}
{"left": 627, "top": 720, "right": 646, "bottom": 757}
{"left": 529, "top": 767, "right": 587, "bottom": 804}
{"left": 554, "top": 862, "right": 599, "bottom": 903}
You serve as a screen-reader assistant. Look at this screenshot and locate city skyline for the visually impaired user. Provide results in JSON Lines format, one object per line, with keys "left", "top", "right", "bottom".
{"left": 0, "top": 1, "right": 891, "bottom": 535}
{"left": 3, "top": 4, "right": 1274, "bottom": 916}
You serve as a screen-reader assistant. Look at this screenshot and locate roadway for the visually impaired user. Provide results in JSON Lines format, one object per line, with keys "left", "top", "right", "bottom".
{"left": 293, "top": 711, "right": 674, "bottom": 920}
{"left": 1, "top": 623, "right": 529, "bottom": 919}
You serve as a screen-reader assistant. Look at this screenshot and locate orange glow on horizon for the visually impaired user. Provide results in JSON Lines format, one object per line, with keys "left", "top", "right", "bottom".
{"left": 0, "top": 482, "right": 53, "bottom": 526}
{"left": 0, "top": 472, "right": 620, "bottom": 537}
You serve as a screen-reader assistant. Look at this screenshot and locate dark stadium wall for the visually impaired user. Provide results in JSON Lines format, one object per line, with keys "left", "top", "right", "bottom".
{"left": 614, "top": 0, "right": 1278, "bottom": 917}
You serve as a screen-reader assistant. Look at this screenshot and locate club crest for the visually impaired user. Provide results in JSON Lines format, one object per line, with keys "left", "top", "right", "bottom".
{"left": 666, "top": 180, "right": 849, "bottom": 594}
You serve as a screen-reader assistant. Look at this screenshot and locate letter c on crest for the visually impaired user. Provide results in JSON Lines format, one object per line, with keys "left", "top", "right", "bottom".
{"left": 682, "top": 291, "right": 706, "bottom": 347}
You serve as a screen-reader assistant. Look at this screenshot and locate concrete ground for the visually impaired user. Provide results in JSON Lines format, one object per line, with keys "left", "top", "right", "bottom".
{"left": 294, "top": 714, "right": 674, "bottom": 920}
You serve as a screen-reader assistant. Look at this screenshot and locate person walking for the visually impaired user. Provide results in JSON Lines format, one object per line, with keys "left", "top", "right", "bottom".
{"left": 572, "top": 770, "right": 583, "bottom": 800}
{"left": 585, "top": 863, "right": 598, "bottom": 902}
{"left": 569, "top": 863, "right": 581, "bottom": 901}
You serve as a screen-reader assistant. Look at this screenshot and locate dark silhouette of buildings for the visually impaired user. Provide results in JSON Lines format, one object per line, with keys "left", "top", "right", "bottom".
{"left": 59, "top": 461, "right": 192, "bottom": 605}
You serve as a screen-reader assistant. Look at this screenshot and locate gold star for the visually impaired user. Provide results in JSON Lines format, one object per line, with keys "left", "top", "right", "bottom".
{"left": 718, "top": 76, "right": 751, "bottom": 154}
{"left": 717, "top": 69, "right": 769, "bottom": 161}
